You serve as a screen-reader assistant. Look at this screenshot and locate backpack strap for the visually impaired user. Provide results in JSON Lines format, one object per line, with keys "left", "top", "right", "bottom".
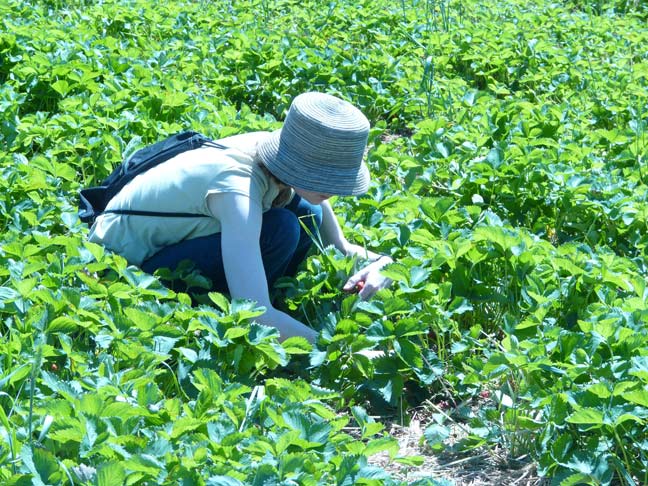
{"left": 97, "top": 138, "right": 230, "bottom": 221}
{"left": 102, "top": 209, "right": 209, "bottom": 218}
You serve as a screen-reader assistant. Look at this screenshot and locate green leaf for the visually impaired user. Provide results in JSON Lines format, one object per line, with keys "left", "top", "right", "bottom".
{"left": 447, "top": 297, "right": 473, "bottom": 315}
{"left": 207, "top": 476, "right": 244, "bottom": 486}
{"left": 47, "top": 316, "right": 80, "bottom": 333}
{"left": 124, "top": 454, "right": 165, "bottom": 475}
{"left": 538, "top": 364, "right": 567, "bottom": 376}
{"left": 83, "top": 241, "right": 106, "bottom": 262}
{"left": 364, "top": 437, "right": 399, "bottom": 457}
{"left": 279, "top": 453, "right": 309, "bottom": 474}
{"left": 586, "top": 383, "right": 611, "bottom": 399}
{"left": 356, "top": 300, "right": 384, "bottom": 315}
{"left": 208, "top": 292, "right": 230, "bottom": 312}
{"left": 357, "top": 464, "right": 391, "bottom": 481}
{"left": 97, "top": 462, "right": 125, "bottom": 486}
{"left": 4, "top": 475, "right": 34, "bottom": 486}
{"left": 629, "top": 356, "right": 648, "bottom": 380}
{"left": 19, "top": 445, "right": 47, "bottom": 486}
{"left": 171, "top": 417, "right": 204, "bottom": 439}
{"left": 551, "top": 434, "right": 573, "bottom": 463}
{"left": 371, "top": 374, "right": 404, "bottom": 405}
{"left": 424, "top": 424, "right": 450, "bottom": 447}
{"left": 102, "top": 401, "right": 146, "bottom": 420}
{"left": 409, "top": 266, "right": 430, "bottom": 287}
{"left": 224, "top": 326, "right": 249, "bottom": 340}
{"left": 380, "top": 263, "right": 410, "bottom": 283}
{"left": 564, "top": 451, "right": 596, "bottom": 475}
{"left": 282, "top": 410, "right": 331, "bottom": 445}
{"left": 394, "top": 455, "right": 425, "bottom": 466}
{"left": 622, "top": 389, "right": 648, "bottom": 407}
{"left": 51, "top": 80, "right": 70, "bottom": 96}
{"left": 351, "top": 405, "right": 370, "bottom": 427}
{"left": 177, "top": 347, "right": 198, "bottom": 363}
{"left": 559, "top": 473, "right": 595, "bottom": 486}
{"left": 32, "top": 448, "right": 59, "bottom": 485}
{"left": 248, "top": 324, "right": 279, "bottom": 344}
{"left": 614, "top": 413, "right": 642, "bottom": 426}
{"left": 193, "top": 369, "right": 224, "bottom": 394}
{"left": 230, "top": 299, "right": 265, "bottom": 321}
{"left": 0, "top": 364, "right": 30, "bottom": 389}
{"left": 282, "top": 336, "right": 312, "bottom": 354}
{"left": 309, "top": 348, "right": 327, "bottom": 367}
{"left": 251, "top": 463, "right": 278, "bottom": 486}
{"left": 0, "top": 287, "right": 19, "bottom": 302}
{"left": 255, "top": 342, "right": 288, "bottom": 367}
{"left": 80, "top": 417, "right": 98, "bottom": 456}
{"left": 79, "top": 394, "right": 103, "bottom": 416}
{"left": 123, "top": 308, "right": 159, "bottom": 331}
{"left": 566, "top": 408, "right": 604, "bottom": 426}
{"left": 362, "top": 422, "right": 385, "bottom": 438}
{"left": 40, "top": 371, "right": 81, "bottom": 400}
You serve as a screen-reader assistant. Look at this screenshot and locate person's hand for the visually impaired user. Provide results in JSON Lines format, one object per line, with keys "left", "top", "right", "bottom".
{"left": 342, "top": 256, "right": 393, "bottom": 300}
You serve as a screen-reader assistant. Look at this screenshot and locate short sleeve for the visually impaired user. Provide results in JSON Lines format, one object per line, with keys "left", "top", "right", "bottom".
{"left": 205, "top": 162, "right": 268, "bottom": 208}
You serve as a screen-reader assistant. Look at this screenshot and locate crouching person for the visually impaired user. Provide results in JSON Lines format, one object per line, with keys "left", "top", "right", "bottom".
{"left": 88, "top": 92, "right": 392, "bottom": 342}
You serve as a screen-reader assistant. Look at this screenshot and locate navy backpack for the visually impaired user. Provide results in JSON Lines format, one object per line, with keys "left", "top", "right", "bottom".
{"left": 78, "top": 131, "right": 225, "bottom": 226}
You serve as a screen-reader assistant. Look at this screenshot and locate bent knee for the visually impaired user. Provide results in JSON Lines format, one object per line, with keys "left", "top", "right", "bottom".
{"left": 297, "top": 204, "right": 323, "bottom": 235}
{"left": 262, "top": 208, "right": 301, "bottom": 248}
{"left": 308, "top": 204, "right": 323, "bottom": 229}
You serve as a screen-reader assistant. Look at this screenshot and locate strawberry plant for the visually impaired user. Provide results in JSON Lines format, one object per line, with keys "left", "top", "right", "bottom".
{"left": 1, "top": 0, "right": 647, "bottom": 483}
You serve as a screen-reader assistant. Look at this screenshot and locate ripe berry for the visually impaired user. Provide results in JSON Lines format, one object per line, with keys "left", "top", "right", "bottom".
{"left": 50, "top": 363, "right": 59, "bottom": 372}
{"left": 480, "top": 390, "right": 490, "bottom": 399}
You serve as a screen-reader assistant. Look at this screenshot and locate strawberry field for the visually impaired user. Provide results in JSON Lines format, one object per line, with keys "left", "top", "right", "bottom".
{"left": 1, "top": 0, "right": 648, "bottom": 484}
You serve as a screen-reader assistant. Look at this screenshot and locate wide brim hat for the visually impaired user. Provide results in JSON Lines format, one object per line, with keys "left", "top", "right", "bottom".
{"left": 257, "top": 92, "right": 370, "bottom": 196}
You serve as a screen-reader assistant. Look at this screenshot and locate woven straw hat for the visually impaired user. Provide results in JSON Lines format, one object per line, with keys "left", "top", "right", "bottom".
{"left": 257, "top": 92, "right": 370, "bottom": 196}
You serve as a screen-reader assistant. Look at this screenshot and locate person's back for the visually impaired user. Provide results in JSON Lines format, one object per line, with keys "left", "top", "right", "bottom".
{"left": 88, "top": 138, "right": 282, "bottom": 265}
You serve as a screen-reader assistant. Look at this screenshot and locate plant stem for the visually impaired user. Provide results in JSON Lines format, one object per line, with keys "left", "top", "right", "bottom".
{"left": 28, "top": 347, "right": 43, "bottom": 446}
{"left": 612, "top": 425, "right": 634, "bottom": 485}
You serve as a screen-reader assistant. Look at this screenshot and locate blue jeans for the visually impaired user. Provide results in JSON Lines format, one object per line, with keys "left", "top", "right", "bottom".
{"left": 141, "top": 195, "right": 323, "bottom": 293}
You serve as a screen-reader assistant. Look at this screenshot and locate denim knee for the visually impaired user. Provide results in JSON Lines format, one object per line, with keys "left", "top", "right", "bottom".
{"left": 285, "top": 196, "right": 323, "bottom": 239}
{"left": 300, "top": 203, "right": 323, "bottom": 235}
{"left": 261, "top": 208, "right": 301, "bottom": 258}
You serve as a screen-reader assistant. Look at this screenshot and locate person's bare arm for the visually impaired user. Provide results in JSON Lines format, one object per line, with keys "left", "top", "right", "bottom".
{"left": 207, "top": 192, "right": 318, "bottom": 342}
{"left": 320, "top": 200, "right": 391, "bottom": 261}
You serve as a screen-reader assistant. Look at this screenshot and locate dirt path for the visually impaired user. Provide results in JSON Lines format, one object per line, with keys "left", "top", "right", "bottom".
{"left": 367, "top": 418, "right": 549, "bottom": 485}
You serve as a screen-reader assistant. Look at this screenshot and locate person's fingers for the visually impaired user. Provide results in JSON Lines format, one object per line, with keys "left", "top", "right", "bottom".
{"left": 342, "top": 278, "right": 356, "bottom": 292}
{"left": 344, "top": 263, "right": 389, "bottom": 294}
{"left": 343, "top": 270, "right": 363, "bottom": 291}
{"left": 358, "top": 281, "right": 377, "bottom": 300}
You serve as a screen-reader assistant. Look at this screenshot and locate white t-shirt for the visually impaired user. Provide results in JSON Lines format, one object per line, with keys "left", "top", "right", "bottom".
{"left": 88, "top": 145, "right": 282, "bottom": 265}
